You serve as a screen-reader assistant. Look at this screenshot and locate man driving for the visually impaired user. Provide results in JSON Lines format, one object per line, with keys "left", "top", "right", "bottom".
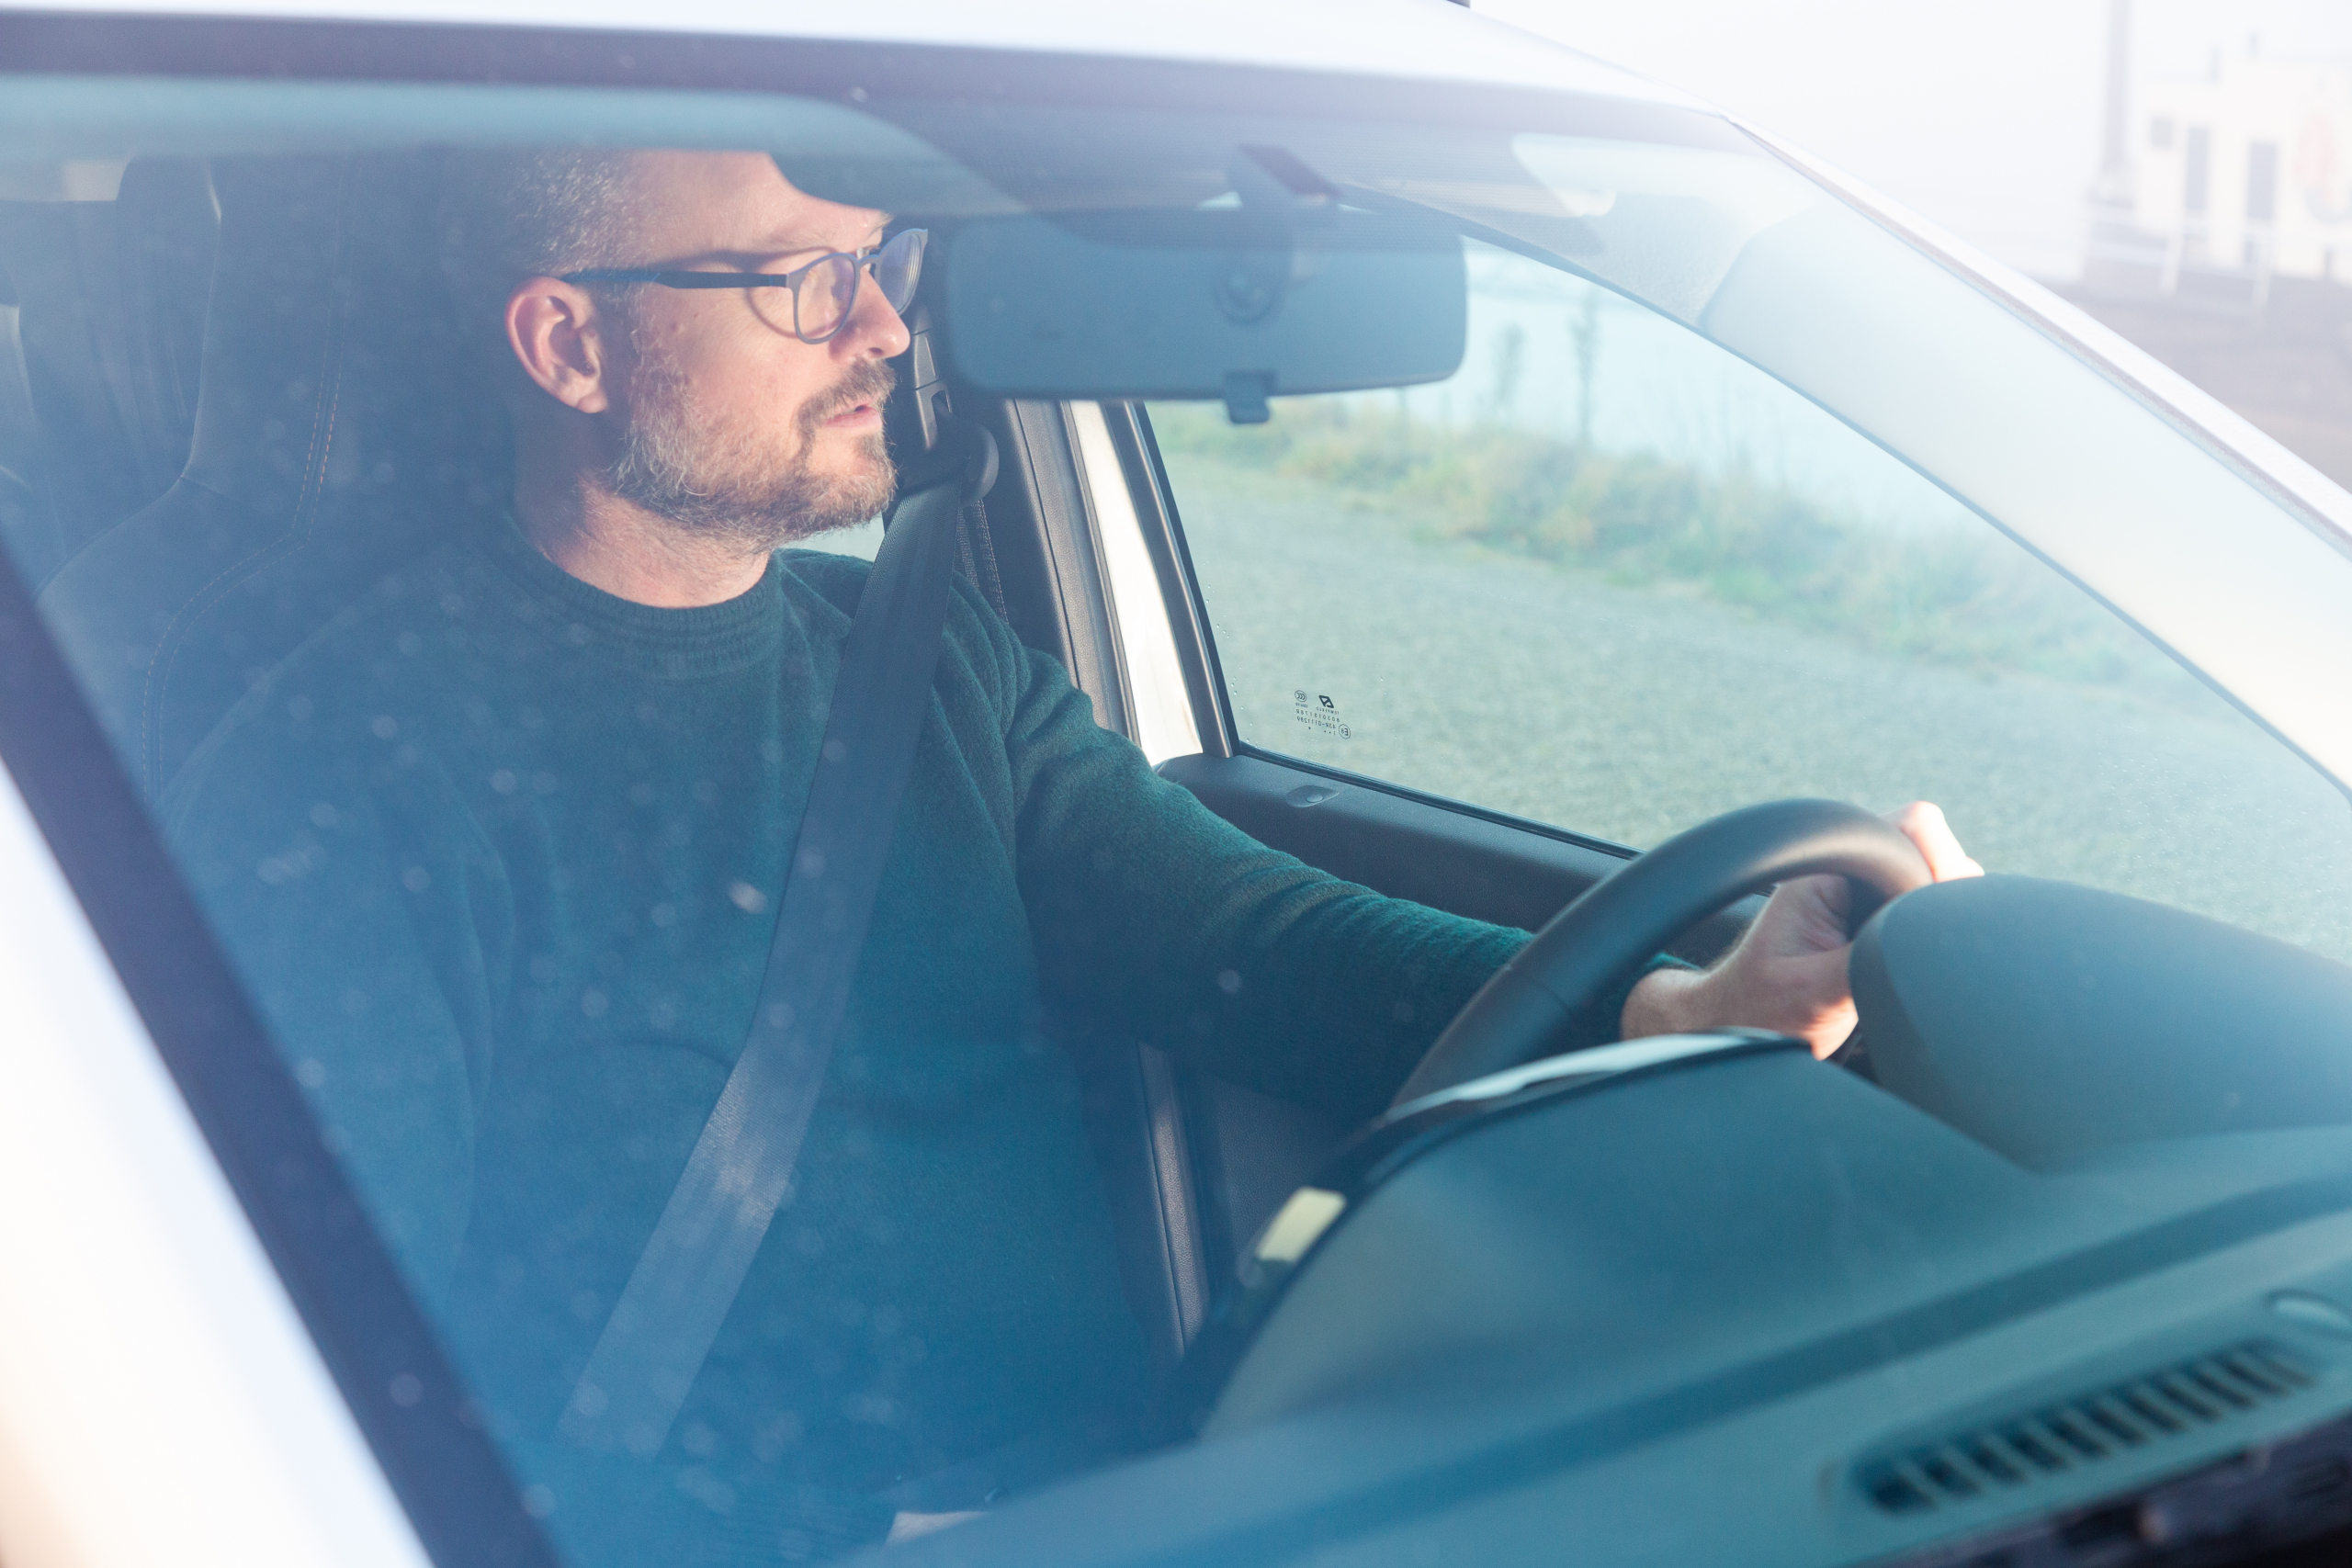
{"left": 164, "top": 149, "right": 1980, "bottom": 1562}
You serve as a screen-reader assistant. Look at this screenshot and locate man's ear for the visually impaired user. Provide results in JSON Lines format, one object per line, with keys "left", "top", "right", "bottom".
{"left": 506, "top": 279, "right": 619, "bottom": 414}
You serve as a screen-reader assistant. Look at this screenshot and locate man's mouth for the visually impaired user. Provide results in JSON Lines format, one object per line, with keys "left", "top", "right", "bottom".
{"left": 807, "top": 366, "right": 897, "bottom": 439}
{"left": 822, "top": 399, "right": 882, "bottom": 429}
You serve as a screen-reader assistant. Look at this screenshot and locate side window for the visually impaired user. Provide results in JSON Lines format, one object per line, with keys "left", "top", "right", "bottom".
{"left": 1153, "top": 239, "right": 2352, "bottom": 964}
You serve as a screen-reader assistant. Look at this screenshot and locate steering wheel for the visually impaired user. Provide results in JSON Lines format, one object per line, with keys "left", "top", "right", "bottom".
{"left": 1391, "top": 799, "right": 1932, "bottom": 1106}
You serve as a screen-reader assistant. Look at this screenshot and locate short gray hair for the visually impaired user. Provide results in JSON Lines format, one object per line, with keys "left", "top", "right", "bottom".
{"left": 436, "top": 147, "right": 646, "bottom": 335}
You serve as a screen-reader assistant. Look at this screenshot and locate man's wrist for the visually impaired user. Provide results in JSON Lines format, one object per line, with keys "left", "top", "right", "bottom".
{"left": 1621, "top": 964, "right": 1714, "bottom": 1040}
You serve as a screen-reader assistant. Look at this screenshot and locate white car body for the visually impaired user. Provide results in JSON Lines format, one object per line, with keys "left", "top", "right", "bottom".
{"left": 0, "top": 5, "right": 2346, "bottom": 1566}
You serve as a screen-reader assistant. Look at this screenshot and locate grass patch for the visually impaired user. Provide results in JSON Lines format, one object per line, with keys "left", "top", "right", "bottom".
{"left": 1152, "top": 400, "right": 2195, "bottom": 697}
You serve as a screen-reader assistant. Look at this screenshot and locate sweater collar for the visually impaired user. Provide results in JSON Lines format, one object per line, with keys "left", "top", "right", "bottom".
{"left": 476, "top": 513, "right": 787, "bottom": 680}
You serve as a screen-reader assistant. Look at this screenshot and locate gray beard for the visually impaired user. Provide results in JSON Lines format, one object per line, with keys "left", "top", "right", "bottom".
{"left": 603, "top": 355, "right": 899, "bottom": 552}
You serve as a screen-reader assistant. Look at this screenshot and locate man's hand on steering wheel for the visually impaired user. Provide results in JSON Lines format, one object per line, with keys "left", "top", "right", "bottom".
{"left": 1619, "top": 802, "right": 1984, "bottom": 1058}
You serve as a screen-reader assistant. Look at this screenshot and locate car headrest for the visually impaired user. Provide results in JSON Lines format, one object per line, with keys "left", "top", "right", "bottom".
{"left": 180, "top": 154, "right": 507, "bottom": 537}
{"left": 40, "top": 152, "right": 510, "bottom": 799}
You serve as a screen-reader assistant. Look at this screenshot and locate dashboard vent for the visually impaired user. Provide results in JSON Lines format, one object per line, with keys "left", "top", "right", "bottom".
{"left": 1859, "top": 1342, "right": 2314, "bottom": 1516}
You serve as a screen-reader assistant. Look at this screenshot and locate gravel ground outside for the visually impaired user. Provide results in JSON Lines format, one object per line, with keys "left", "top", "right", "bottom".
{"left": 1170, "top": 460, "right": 2352, "bottom": 965}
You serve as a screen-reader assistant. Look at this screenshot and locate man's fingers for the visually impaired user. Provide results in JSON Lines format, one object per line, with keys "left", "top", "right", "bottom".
{"left": 1884, "top": 800, "right": 1984, "bottom": 884}
{"left": 1631, "top": 803, "right": 1982, "bottom": 1057}
{"left": 1742, "top": 874, "right": 1857, "bottom": 962}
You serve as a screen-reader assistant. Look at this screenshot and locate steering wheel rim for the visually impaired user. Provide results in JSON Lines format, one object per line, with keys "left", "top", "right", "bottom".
{"left": 1391, "top": 799, "right": 1931, "bottom": 1106}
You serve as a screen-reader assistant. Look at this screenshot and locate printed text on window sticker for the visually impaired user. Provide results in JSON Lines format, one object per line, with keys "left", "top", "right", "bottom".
{"left": 1293, "top": 688, "right": 1351, "bottom": 741}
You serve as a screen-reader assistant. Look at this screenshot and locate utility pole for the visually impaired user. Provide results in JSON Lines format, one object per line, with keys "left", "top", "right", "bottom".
{"left": 1571, "top": 289, "right": 1601, "bottom": 450}
{"left": 2084, "top": 0, "right": 2137, "bottom": 291}
{"left": 2093, "top": 0, "right": 2134, "bottom": 208}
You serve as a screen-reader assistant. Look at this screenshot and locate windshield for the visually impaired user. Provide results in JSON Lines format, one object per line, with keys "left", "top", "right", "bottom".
{"left": 7, "top": 57, "right": 2352, "bottom": 1568}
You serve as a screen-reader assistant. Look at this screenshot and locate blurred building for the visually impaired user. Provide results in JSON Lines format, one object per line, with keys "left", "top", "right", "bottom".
{"left": 2069, "top": 18, "right": 2352, "bottom": 487}
{"left": 2090, "top": 50, "right": 2352, "bottom": 303}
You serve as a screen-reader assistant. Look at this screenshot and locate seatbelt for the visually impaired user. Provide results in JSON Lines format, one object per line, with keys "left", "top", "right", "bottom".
{"left": 560, "top": 420, "right": 998, "bottom": 1457}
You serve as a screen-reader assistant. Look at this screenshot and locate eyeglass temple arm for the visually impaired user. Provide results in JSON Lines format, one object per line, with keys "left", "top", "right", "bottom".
{"left": 559, "top": 269, "right": 800, "bottom": 288}
{"left": 560, "top": 240, "right": 915, "bottom": 289}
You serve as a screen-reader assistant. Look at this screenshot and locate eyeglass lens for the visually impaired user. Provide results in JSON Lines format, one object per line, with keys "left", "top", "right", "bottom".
{"left": 794, "top": 230, "right": 926, "bottom": 343}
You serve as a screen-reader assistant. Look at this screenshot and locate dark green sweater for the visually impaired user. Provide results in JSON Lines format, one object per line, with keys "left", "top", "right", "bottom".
{"left": 164, "top": 519, "right": 1607, "bottom": 1562}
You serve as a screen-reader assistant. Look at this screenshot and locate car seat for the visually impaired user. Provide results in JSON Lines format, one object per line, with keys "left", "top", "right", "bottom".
{"left": 0, "top": 157, "right": 219, "bottom": 591}
{"left": 39, "top": 152, "right": 508, "bottom": 800}
{"left": 0, "top": 286, "right": 48, "bottom": 585}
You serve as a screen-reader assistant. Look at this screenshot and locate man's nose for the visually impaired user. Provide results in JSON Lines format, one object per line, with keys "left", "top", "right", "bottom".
{"left": 834, "top": 275, "right": 911, "bottom": 360}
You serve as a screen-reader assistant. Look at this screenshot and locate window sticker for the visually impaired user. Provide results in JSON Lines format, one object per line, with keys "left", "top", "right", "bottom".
{"left": 1292, "top": 688, "right": 1351, "bottom": 742}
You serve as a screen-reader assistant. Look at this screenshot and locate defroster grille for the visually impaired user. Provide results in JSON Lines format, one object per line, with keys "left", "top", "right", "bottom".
{"left": 1859, "top": 1342, "right": 2314, "bottom": 1516}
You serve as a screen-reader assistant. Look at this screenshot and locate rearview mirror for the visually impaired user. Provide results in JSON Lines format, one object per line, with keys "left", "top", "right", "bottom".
{"left": 940, "top": 207, "right": 1466, "bottom": 423}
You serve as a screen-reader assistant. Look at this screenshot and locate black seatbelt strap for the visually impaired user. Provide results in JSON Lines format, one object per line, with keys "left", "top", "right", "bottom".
{"left": 955, "top": 495, "right": 1008, "bottom": 618}
{"left": 560, "top": 422, "right": 996, "bottom": 1457}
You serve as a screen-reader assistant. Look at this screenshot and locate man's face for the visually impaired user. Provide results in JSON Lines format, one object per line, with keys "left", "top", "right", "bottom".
{"left": 594, "top": 152, "right": 910, "bottom": 548}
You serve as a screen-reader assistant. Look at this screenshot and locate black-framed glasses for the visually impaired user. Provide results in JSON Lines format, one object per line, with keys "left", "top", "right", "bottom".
{"left": 562, "top": 227, "right": 927, "bottom": 344}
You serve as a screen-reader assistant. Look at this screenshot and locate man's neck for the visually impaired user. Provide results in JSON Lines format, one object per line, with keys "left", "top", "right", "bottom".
{"left": 514, "top": 483, "right": 770, "bottom": 609}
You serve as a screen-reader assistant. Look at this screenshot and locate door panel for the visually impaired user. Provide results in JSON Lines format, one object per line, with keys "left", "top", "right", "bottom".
{"left": 1158, "top": 750, "right": 1754, "bottom": 962}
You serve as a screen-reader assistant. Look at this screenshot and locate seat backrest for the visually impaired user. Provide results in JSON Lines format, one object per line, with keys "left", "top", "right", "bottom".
{"left": 0, "top": 158, "right": 217, "bottom": 589}
{"left": 0, "top": 294, "right": 62, "bottom": 583}
{"left": 40, "top": 152, "right": 508, "bottom": 798}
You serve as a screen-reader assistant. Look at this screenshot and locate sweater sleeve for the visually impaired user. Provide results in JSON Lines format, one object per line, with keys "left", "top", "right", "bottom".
{"left": 992, "top": 615, "right": 1667, "bottom": 1123}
